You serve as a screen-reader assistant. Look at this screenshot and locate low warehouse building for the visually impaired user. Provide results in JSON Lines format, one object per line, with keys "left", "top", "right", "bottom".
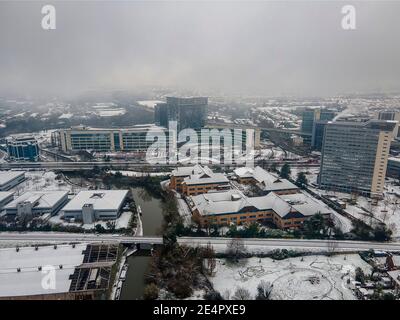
{"left": 61, "top": 190, "right": 129, "bottom": 223}
{"left": 4, "top": 191, "right": 68, "bottom": 217}
{"left": 0, "top": 243, "right": 118, "bottom": 300}
{"left": 0, "top": 192, "right": 14, "bottom": 210}
{"left": 0, "top": 171, "right": 25, "bottom": 191}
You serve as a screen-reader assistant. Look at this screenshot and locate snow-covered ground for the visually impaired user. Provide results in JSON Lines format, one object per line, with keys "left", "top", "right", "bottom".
{"left": 10, "top": 171, "right": 78, "bottom": 196}
{"left": 209, "top": 254, "right": 371, "bottom": 300}
{"left": 136, "top": 100, "right": 164, "bottom": 109}
{"left": 290, "top": 166, "right": 319, "bottom": 185}
{"left": 310, "top": 185, "right": 400, "bottom": 237}
{"left": 256, "top": 147, "right": 288, "bottom": 160}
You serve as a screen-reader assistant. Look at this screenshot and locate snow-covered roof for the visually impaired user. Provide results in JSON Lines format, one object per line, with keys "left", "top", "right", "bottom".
{"left": 388, "top": 157, "right": 400, "bottom": 163}
{"left": 0, "top": 191, "right": 14, "bottom": 203}
{"left": 62, "top": 190, "right": 129, "bottom": 212}
{"left": 68, "top": 124, "right": 165, "bottom": 132}
{"left": 233, "top": 167, "right": 254, "bottom": 178}
{"left": 183, "top": 172, "right": 229, "bottom": 186}
{"left": 0, "top": 244, "right": 87, "bottom": 298}
{"left": 4, "top": 191, "right": 68, "bottom": 210}
{"left": 172, "top": 165, "right": 229, "bottom": 185}
{"left": 234, "top": 166, "right": 298, "bottom": 191}
{"left": 0, "top": 171, "right": 25, "bottom": 186}
{"left": 171, "top": 164, "right": 205, "bottom": 177}
{"left": 191, "top": 190, "right": 332, "bottom": 218}
{"left": 279, "top": 192, "right": 333, "bottom": 217}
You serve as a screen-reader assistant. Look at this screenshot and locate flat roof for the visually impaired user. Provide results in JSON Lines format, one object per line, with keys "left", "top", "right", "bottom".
{"left": 66, "top": 124, "right": 166, "bottom": 133}
{"left": 388, "top": 157, "right": 400, "bottom": 163}
{"left": 0, "top": 171, "right": 25, "bottom": 186}
{"left": 171, "top": 164, "right": 205, "bottom": 177}
{"left": 0, "top": 191, "right": 14, "bottom": 203}
{"left": 62, "top": 190, "right": 129, "bottom": 212}
{"left": 0, "top": 244, "right": 87, "bottom": 298}
{"left": 4, "top": 191, "right": 68, "bottom": 210}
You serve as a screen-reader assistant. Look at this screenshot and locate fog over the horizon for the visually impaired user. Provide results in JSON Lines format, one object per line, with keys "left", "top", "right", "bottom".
{"left": 0, "top": 1, "right": 399, "bottom": 98}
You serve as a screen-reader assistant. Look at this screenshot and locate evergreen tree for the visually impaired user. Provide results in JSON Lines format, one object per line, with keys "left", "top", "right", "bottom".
{"left": 296, "top": 172, "right": 308, "bottom": 188}
{"left": 280, "top": 163, "right": 291, "bottom": 179}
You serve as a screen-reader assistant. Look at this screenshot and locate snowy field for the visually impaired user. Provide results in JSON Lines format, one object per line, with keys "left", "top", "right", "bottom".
{"left": 310, "top": 185, "right": 400, "bottom": 238}
{"left": 209, "top": 254, "right": 371, "bottom": 300}
{"left": 290, "top": 166, "right": 319, "bottom": 185}
{"left": 10, "top": 171, "right": 77, "bottom": 196}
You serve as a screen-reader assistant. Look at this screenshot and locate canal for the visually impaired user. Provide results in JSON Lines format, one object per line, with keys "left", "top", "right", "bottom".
{"left": 120, "top": 187, "right": 165, "bottom": 300}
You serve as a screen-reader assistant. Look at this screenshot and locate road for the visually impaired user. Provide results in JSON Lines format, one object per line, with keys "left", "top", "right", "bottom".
{"left": 0, "top": 232, "right": 163, "bottom": 244}
{"left": 0, "top": 160, "right": 320, "bottom": 171}
{"left": 2, "top": 232, "right": 400, "bottom": 252}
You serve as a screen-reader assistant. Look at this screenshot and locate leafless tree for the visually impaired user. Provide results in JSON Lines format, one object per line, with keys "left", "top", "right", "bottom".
{"left": 232, "top": 287, "right": 251, "bottom": 300}
{"left": 256, "top": 280, "right": 273, "bottom": 300}
{"left": 226, "top": 238, "right": 247, "bottom": 262}
{"left": 202, "top": 242, "right": 217, "bottom": 275}
{"left": 223, "top": 289, "right": 231, "bottom": 300}
{"left": 327, "top": 239, "right": 338, "bottom": 256}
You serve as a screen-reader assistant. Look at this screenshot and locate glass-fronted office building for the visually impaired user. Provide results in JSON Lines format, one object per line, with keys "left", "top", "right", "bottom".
{"left": 318, "top": 120, "right": 395, "bottom": 198}
{"left": 56, "top": 125, "right": 168, "bottom": 153}
{"left": 6, "top": 135, "right": 40, "bottom": 161}
{"left": 155, "top": 96, "right": 208, "bottom": 131}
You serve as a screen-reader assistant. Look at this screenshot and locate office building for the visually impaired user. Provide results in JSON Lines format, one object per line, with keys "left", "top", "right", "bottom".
{"left": 6, "top": 135, "right": 39, "bottom": 161}
{"left": 387, "top": 157, "right": 400, "bottom": 178}
{"left": 56, "top": 125, "right": 167, "bottom": 153}
{"left": 0, "top": 171, "right": 25, "bottom": 191}
{"left": 233, "top": 166, "right": 299, "bottom": 195}
{"left": 301, "top": 108, "right": 321, "bottom": 133}
{"left": 311, "top": 120, "right": 329, "bottom": 151}
{"left": 155, "top": 96, "right": 208, "bottom": 131}
{"left": 61, "top": 190, "right": 129, "bottom": 223}
{"left": 4, "top": 191, "right": 68, "bottom": 217}
{"left": 319, "top": 109, "right": 336, "bottom": 121}
{"left": 377, "top": 110, "right": 400, "bottom": 139}
{"left": 302, "top": 108, "right": 336, "bottom": 148}
{"left": 170, "top": 165, "right": 230, "bottom": 196}
{"left": 189, "top": 189, "right": 331, "bottom": 229}
{"left": 319, "top": 120, "right": 396, "bottom": 198}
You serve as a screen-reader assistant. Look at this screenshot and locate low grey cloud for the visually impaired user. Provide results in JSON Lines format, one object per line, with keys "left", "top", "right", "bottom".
{"left": 0, "top": 1, "right": 399, "bottom": 98}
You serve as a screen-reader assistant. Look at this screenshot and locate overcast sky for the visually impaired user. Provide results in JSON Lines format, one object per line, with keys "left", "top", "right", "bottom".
{"left": 0, "top": 1, "right": 399, "bottom": 98}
